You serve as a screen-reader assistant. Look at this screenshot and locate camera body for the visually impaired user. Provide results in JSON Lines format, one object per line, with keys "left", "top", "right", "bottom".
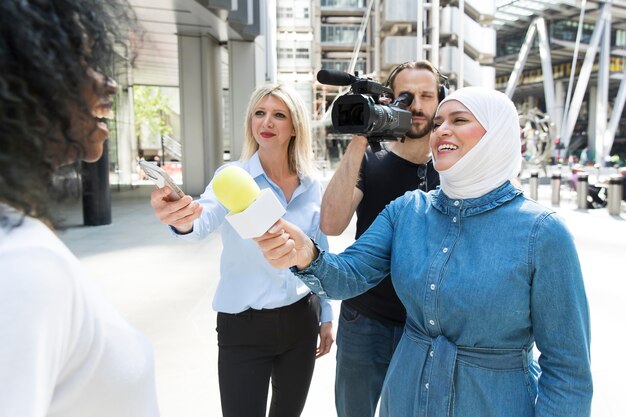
{"left": 318, "top": 70, "right": 414, "bottom": 142}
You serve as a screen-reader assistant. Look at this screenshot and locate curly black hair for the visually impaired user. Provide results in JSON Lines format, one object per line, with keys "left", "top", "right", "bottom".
{"left": 0, "top": 0, "right": 140, "bottom": 228}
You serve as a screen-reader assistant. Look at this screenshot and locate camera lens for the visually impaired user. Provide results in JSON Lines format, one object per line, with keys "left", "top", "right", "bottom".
{"left": 349, "top": 106, "right": 364, "bottom": 125}
{"left": 336, "top": 102, "right": 364, "bottom": 127}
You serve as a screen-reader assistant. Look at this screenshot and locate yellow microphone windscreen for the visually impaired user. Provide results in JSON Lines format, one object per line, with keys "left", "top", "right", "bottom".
{"left": 213, "top": 166, "right": 261, "bottom": 213}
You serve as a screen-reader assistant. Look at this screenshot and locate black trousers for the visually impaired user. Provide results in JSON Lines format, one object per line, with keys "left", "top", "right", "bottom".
{"left": 216, "top": 293, "right": 321, "bottom": 417}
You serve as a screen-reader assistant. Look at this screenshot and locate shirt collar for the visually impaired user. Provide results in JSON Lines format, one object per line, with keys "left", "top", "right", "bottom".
{"left": 431, "top": 181, "right": 522, "bottom": 217}
{"left": 246, "top": 152, "right": 266, "bottom": 180}
{"left": 245, "top": 151, "right": 315, "bottom": 195}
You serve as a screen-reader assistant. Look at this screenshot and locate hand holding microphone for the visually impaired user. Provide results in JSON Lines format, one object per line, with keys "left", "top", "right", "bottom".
{"left": 255, "top": 218, "right": 318, "bottom": 271}
{"left": 213, "top": 166, "right": 286, "bottom": 239}
{"left": 212, "top": 165, "right": 317, "bottom": 268}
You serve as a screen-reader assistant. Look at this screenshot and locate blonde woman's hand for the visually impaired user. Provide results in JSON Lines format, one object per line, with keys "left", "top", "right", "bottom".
{"left": 150, "top": 187, "right": 202, "bottom": 233}
{"left": 316, "top": 322, "right": 334, "bottom": 359}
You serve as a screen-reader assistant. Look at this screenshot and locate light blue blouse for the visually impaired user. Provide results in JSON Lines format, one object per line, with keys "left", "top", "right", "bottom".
{"left": 296, "top": 181, "right": 592, "bottom": 416}
{"left": 173, "top": 152, "right": 333, "bottom": 323}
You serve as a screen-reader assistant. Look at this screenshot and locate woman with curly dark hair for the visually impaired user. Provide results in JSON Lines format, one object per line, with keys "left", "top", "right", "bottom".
{"left": 0, "top": 1, "right": 160, "bottom": 416}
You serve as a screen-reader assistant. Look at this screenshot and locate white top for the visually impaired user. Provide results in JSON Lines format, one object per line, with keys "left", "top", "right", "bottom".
{"left": 0, "top": 215, "right": 160, "bottom": 417}
{"left": 173, "top": 153, "right": 335, "bottom": 322}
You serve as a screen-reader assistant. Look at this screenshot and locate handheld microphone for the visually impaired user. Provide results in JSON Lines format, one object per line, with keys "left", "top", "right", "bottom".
{"left": 213, "top": 166, "right": 286, "bottom": 239}
{"left": 316, "top": 69, "right": 357, "bottom": 86}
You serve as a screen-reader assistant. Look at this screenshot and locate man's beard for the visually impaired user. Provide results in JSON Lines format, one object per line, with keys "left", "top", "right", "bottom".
{"left": 405, "top": 111, "right": 434, "bottom": 139}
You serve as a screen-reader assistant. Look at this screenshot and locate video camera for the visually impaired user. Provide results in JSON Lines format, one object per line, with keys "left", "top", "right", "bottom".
{"left": 317, "top": 69, "right": 414, "bottom": 143}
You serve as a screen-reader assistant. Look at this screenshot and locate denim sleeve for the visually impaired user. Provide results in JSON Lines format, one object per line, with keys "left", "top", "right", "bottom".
{"left": 294, "top": 194, "right": 404, "bottom": 300}
{"left": 311, "top": 229, "right": 337, "bottom": 322}
{"left": 530, "top": 213, "right": 593, "bottom": 416}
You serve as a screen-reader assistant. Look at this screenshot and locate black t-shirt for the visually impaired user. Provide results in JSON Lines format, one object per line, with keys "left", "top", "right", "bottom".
{"left": 343, "top": 143, "right": 440, "bottom": 325}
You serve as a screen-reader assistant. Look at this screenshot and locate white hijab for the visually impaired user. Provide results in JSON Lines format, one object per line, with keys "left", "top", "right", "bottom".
{"left": 435, "top": 86, "right": 522, "bottom": 199}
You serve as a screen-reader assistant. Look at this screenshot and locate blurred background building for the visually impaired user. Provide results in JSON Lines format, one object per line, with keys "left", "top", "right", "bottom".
{"left": 64, "top": 0, "right": 626, "bottom": 222}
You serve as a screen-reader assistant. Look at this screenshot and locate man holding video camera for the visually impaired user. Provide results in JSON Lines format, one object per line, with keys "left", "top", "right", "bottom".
{"left": 320, "top": 60, "right": 445, "bottom": 417}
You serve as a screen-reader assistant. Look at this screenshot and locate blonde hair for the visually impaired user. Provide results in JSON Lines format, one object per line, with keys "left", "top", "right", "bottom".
{"left": 241, "top": 83, "right": 315, "bottom": 177}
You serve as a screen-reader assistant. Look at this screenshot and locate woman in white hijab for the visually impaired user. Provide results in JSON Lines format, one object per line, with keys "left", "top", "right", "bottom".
{"left": 256, "top": 87, "right": 592, "bottom": 417}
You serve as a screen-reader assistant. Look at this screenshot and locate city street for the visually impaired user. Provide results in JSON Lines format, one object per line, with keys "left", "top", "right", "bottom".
{"left": 57, "top": 180, "right": 625, "bottom": 417}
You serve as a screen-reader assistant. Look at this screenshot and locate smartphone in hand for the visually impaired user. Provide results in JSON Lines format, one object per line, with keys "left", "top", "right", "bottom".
{"left": 138, "top": 160, "right": 185, "bottom": 201}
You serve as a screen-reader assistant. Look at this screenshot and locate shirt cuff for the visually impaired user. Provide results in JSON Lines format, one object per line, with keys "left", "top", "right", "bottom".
{"left": 319, "top": 299, "right": 338, "bottom": 323}
{"left": 168, "top": 224, "right": 193, "bottom": 236}
{"left": 290, "top": 240, "right": 328, "bottom": 298}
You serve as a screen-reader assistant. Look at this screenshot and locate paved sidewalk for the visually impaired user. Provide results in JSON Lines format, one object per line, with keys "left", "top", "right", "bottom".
{"left": 55, "top": 181, "right": 625, "bottom": 417}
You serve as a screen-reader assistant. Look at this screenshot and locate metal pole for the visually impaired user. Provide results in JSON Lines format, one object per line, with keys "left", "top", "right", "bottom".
{"left": 160, "top": 134, "right": 165, "bottom": 165}
{"left": 457, "top": 0, "right": 464, "bottom": 88}
{"left": 430, "top": 0, "right": 440, "bottom": 68}
{"left": 82, "top": 140, "right": 112, "bottom": 226}
{"left": 561, "top": 2, "right": 610, "bottom": 149}
{"left": 608, "top": 175, "right": 623, "bottom": 216}
{"left": 604, "top": 54, "right": 626, "bottom": 160}
{"left": 417, "top": 0, "right": 424, "bottom": 60}
{"left": 622, "top": 168, "right": 626, "bottom": 202}
{"left": 505, "top": 21, "right": 537, "bottom": 98}
{"left": 551, "top": 171, "right": 561, "bottom": 206}
{"left": 576, "top": 172, "right": 589, "bottom": 209}
{"left": 529, "top": 171, "right": 539, "bottom": 201}
{"left": 374, "top": 0, "right": 380, "bottom": 76}
{"left": 596, "top": 8, "right": 611, "bottom": 166}
{"left": 560, "top": 0, "right": 587, "bottom": 139}
{"left": 536, "top": 17, "right": 557, "bottom": 135}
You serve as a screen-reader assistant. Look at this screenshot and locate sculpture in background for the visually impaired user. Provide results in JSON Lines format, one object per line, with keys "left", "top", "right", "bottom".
{"left": 519, "top": 105, "right": 556, "bottom": 175}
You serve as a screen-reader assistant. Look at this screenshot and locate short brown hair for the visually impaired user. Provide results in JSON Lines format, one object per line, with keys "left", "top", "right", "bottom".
{"left": 385, "top": 60, "right": 445, "bottom": 96}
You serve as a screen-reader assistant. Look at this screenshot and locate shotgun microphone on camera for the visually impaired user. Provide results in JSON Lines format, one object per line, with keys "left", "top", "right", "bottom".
{"left": 316, "top": 69, "right": 357, "bottom": 86}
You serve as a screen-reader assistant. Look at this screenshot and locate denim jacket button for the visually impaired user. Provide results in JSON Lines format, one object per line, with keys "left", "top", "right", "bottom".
{"left": 429, "top": 319, "right": 435, "bottom": 325}
{"left": 430, "top": 284, "right": 436, "bottom": 290}
{"left": 442, "top": 248, "right": 448, "bottom": 253}
{"left": 425, "top": 383, "right": 429, "bottom": 389}
{"left": 429, "top": 350, "right": 434, "bottom": 357}
{"left": 453, "top": 216, "right": 457, "bottom": 222}
{"left": 454, "top": 200, "right": 460, "bottom": 206}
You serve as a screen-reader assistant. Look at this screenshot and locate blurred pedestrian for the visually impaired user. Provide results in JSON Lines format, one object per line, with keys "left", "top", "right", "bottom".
{"left": 0, "top": 1, "right": 160, "bottom": 416}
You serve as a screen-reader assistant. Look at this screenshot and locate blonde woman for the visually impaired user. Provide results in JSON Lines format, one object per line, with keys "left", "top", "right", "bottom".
{"left": 150, "top": 83, "right": 334, "bottom": 417}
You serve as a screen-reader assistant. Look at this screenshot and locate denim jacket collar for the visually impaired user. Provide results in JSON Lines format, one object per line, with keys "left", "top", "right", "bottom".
{"left": 431, "top": 181, "right": 523, "bottom": 218}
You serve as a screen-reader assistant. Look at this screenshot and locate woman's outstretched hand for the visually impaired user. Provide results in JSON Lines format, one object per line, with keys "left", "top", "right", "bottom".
{"left": 150, "top": 187, "right": 202, "bottom": 233}
{"left": 255, "top": 219, "right": 318, "bottom": 270}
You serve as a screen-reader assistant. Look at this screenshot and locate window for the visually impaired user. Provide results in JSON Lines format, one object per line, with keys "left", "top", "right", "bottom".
{"left": 321, "top": 25, "right": 362, "bottom": 44}
{"left": 550, "top": 20, "right": 594, "bottom": 44}
{"left": 296, "top": 48, "right": 309, "bottom": 59}
{"left": 321, "top": 0, "right": 366, "bottom": 8}
{"left": 278, "top": 47, "right": 293, "bottom": 59}
{"left": 278, "top": 6, "right": 293, "bottom": 19}
{"left": 321, "top": 60, "right": 366, "bottom": 74}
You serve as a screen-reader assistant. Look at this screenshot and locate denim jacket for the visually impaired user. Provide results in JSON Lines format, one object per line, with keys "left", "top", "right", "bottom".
{"left": 296, "top": 181, "right": 592, "bottom": 416}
